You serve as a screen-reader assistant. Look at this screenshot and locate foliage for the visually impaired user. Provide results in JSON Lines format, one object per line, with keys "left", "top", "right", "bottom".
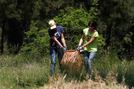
{"left": 0, "top": 0, "right": 133, "bottom": 61}
{"left": 97, "top": 0, "right": 134, "bottom": 60}
{"left": 94, "top": 51, "right": 120, "bottom": 78}
{"left": 53, "top": 5, "right": 101, "bottom": 50}
{"left": 94, "top": 52, "right": 134, "bottom": 88}
{"left": 97, "top": 34, "right": 106, "bottom": 54}
{"left": 21, "top": 1, "right": 106, "bottom": 59}
{"left": 0, "top": 0, "right": 134, "bottom": 88}
{"left": 0, "top": 0, "right": 35, "bottom": 54}
{"left": 21, "top": 21, "right": 49, "bottom": 60}
{"left": 117, "top": 60, "right": 134, "bottom": 88}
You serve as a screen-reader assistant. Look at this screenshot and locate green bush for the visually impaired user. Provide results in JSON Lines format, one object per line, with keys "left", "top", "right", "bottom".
{"left": 93, "top": 51, "right": 120, "bottom": 78}
{"left": 21, "top": 21, "right": 50, "bottom": 61}
{"left": 53, "top": 7, "right": 98, "bottom": 50}
{"left": 21, "top": 6, "right": 106, "bottom": 60}
{"left": 117, "top": 60, "right": 134, "bottom": 88}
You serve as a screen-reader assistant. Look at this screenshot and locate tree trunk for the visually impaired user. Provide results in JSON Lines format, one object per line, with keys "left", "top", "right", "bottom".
{"left": 105, "top": 22, "right": 112, "bottom": 49}
{"left": 1, "top": 19, "right": 6, "bottom": 54}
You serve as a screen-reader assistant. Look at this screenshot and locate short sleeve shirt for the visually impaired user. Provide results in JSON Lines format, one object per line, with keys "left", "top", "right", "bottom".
{"left": 48, "top": 26, "right": 64, "bottom": 48}
{"left": 83, "top": 28, "right": 99, "bottom": 52}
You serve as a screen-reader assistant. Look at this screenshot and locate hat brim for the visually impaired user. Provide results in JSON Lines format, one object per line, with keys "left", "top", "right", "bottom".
{"left": 50, "top": 25, "right": 56, "bottom": 30}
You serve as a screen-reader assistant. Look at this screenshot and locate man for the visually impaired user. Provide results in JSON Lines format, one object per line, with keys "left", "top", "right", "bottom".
{"left": 48, "top": 20, "right": 67, "bottom": 74}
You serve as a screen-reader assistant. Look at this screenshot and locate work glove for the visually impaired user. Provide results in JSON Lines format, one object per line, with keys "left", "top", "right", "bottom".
{"left": 64, "top": 46, "right": 67, "bottom": 50}
{"left": 62, "top": 46, "right": 67, "bottom": 53}
{"left": 77, "top": 46, "right": 83, "bottom": 51}
{"left": 77, "top": 46, "right": 84, "bottom": 53}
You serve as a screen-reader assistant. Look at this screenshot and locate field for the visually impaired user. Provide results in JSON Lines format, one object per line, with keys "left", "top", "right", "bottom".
{"left": 0, "top": 53, "right": 134, "bottom": 89}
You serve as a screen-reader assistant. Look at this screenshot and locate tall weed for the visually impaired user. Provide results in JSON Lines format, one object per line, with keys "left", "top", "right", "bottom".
{"left": 0, "top": 54, "right": 51, "bottom": 89}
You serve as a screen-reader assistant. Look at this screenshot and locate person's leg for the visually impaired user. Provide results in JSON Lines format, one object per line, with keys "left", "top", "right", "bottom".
{"left": 50, "top": 48, "right": 57, "bottom": 74}
{"left": 87, "top": 52, "right": 96, "bottom": 74}
{"left": 84, "top": 51, "right": 89, "bottom": 73}
{"left": 58, "top": 49, "right": 63, "bottom": 71}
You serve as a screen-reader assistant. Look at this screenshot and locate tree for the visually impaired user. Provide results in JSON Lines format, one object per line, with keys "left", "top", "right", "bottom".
{"left": 0, "top": 0, "right": 9, "bottom": 54}
{"left": 0, "top": 0, "right": 35, "bottom": 54}
{"left": 97, "top": 0, "right": 134, "bottom": 60}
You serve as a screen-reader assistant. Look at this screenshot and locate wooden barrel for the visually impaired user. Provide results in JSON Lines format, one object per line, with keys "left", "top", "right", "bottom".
{"left": 61, "top": 50, "right": 83, "bottom": 75}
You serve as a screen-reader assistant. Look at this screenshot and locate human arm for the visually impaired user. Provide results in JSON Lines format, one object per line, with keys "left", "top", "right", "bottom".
{"left": 82, "top": 31, "right": 98, "bottom": 48}
{"left": 82, "top": 37, "right": 96, "bottom": 48}
{"left": 61, "top": 33, "right": 67, "bottom": 52}
{"left": 51, "top": 36, "right": 63, "bottom": 48}
{"left": 78, "top": 32, "right": 85, "bottom": 46}
{"left": 61, "top": 33, "right": 66, "bottom": 47}
{"left": 77, "top": 33, "right": 84, "bottom": 50}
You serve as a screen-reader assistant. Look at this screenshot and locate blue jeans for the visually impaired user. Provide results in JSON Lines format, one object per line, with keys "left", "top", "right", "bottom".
{"left": 84, "top": 51, "right": 96, "bottom": 74}
{"left": 50, "top": 48, "right": 63, "bottom": 74}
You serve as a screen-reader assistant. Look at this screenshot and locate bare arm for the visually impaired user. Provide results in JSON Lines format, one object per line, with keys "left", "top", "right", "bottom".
{"left": 52, "top": 36, "right": 63, "bottom": 48}
{"left": 61, "top": 33, "right": 66, "bottom": 47}
{"left": 78, "top": 33, "right": 85, "bottom": 46}
{"left": 82, "top": 37, "right": 96, "bottom": 48}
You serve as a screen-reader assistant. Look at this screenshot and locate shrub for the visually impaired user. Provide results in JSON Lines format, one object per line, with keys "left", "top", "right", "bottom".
{"left": 21, "top": 21, "right": 49, "bottom": 61}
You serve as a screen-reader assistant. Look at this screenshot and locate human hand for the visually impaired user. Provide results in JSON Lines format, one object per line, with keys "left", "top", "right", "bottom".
{"left": 64, "top": 46, "right": 67, "bottom": 50}
{"left": 62, "top": 46, "right": 67, "bottom": 52}
{"left": 77, "top": 46, "right": 83, "bottom": 51}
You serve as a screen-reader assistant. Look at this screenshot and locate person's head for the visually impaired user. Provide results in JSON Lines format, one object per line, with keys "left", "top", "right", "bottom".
{"left": 88, "top": 20, "right": 97, "bottom": 30}
{"left": 48, "top": 20, "right": 57, "bottom": 30}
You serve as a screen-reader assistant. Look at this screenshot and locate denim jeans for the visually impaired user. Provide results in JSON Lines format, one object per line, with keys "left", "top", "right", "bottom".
{"left": 50, "top": 48, "right": 63, "bottom": 74}
{"left": 84, "top": 51, "right": 96, "bottom": 74}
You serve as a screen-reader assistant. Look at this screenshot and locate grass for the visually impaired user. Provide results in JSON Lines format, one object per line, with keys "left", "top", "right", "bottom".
{"left": 0, "top": 53, "right": 134, "bottom": 89}
{"left": 40, "top": 70, "right": 129, "bottom": 89}
{"left": 0, "top": 54, "right": 51, "bottom": 89}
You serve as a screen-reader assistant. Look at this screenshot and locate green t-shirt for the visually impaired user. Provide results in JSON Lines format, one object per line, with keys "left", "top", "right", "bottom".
{"left": 83, "top": 28, "right": 99, "bottom": 52}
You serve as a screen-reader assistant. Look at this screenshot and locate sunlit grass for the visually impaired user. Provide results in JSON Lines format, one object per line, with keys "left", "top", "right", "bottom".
{"left": 0, "top": 54, "right": 134, "bottom": 89}
{"left": 40, "top": 71, "right": 129, "bottom": 89}
{"left": 0, "top": 54, "right": 51, "bottom": 89}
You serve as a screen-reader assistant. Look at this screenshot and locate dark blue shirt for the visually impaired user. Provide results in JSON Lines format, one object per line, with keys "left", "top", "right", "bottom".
{"left": 48, "top": 26, "right": 64, "bottom": 48}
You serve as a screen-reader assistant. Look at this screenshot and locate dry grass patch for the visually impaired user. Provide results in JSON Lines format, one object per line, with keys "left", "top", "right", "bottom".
{"left": 40, "top": 72, "right": 128, "bottom": 89}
